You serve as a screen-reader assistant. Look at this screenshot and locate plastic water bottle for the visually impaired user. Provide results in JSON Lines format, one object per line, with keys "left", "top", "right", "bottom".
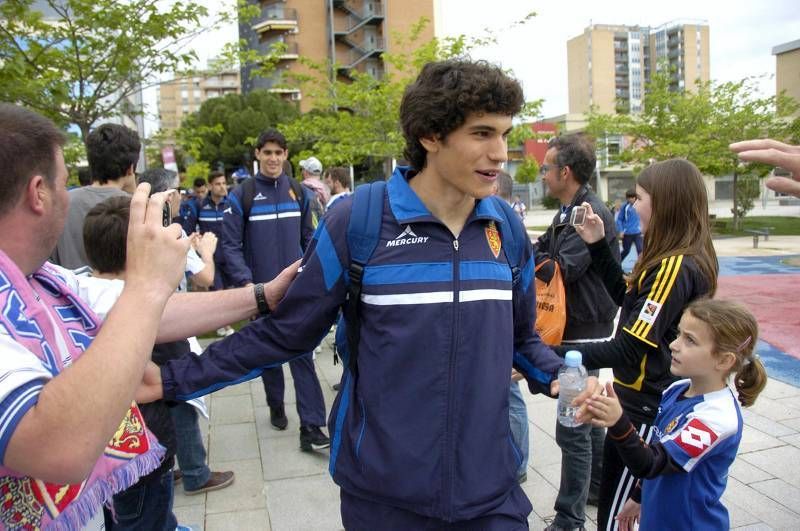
{"left": 558, "top": 350, "right": 588, "bottom": 427}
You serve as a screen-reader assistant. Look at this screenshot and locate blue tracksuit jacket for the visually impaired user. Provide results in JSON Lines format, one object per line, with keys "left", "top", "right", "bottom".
{"left": 160, "top": 167, "right": 565, "bottom": 521}
{"left": 615, "top": 202, "right": 641, "bottom": 235}
{"left": 181, "top": 195, "right": 229, "bottom": 267}
{"left": 222, "top": 173, "right": 314, "bottom": 285}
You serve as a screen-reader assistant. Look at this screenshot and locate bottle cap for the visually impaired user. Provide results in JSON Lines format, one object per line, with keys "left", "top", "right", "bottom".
{"left": 565, "top": 350, "right": 582, "bottom": 368}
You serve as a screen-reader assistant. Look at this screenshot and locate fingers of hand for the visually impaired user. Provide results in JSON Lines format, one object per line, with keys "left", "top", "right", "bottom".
{"left": 129, "top": 183, "right": 151, "bottom": 226}
{"left": 766, "top": 176, "right": 800, "bottom": 198}
{"left": 729, "top": 139, "right": 799, "bottom": 154}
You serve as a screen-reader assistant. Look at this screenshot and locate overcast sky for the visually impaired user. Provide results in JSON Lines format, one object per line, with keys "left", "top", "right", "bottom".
{"left": 435, "top": 0, "right": 798, "bottom": 117}
{"left": 145, "top": 0, "right": 798, "bottom": 134}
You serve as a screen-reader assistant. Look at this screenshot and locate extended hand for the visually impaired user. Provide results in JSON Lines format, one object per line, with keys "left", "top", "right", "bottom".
{"left": 196, "top": 232, "right": 218, "bottom": 258}
{"left": 615, "top": 498, "right": 641, "bottom": 531}
{"left": 573, "top": 202, "right": 605, "bottom": 244}
{"left": 730, "top": 139, "right": 800, "bottom": 198}
{"left": 265, "top": 259, "right": 301, "bottom": 311}
{"left": 582, "top": 381, "right": 624, "bottom": 427}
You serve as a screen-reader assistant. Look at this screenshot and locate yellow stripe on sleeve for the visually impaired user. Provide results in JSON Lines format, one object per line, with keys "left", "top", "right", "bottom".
{"left": 630, "top": 257, "right": 672, "bottom": 337}
{"left": 636, "top": 255, "right": 683, "bottom": 339}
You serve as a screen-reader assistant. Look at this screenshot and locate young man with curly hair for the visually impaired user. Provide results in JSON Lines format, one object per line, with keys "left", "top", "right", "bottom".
{"left": 147, "top": 59, "right": 598, "bottom": 529}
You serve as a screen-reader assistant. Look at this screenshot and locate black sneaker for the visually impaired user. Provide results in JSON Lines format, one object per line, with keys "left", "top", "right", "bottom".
{"left": 300, "top": 426, "right": 331, "bottom": 451}
{"left": 269, "top": 405, "right": 288, "bottom": 430}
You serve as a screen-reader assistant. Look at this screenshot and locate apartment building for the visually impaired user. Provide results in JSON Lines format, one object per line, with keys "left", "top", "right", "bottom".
{"left": 157, "top": 70, "right": 241, "bottom": 135}
{"left": 238, "top": 0, "right": 435, "bottom": 111}
{"left": 568, "top": 20, "right": 710, "bottom": 115}
{"left": 773, "top": 39, "right": 800, "bottom": 117}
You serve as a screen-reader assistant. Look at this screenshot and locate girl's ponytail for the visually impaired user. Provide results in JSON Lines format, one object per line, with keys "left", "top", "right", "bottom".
{"left": 734, "top": 355, "right": 767, "bottom": 407}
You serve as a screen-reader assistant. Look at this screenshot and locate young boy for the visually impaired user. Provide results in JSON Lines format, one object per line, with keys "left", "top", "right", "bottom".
{"left": 150, "top": 59, "right": 598, "bottom": 528}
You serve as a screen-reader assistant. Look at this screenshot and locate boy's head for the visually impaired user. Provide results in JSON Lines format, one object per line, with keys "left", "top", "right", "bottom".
{"left": 400, "top": 59, "right": 524, "bottom": 172}
{"left": 83, "top": 195, "right": 131, "bottom": 275}
{"left": 86, "top": 123, "right": 140, "bottom": 189}
{"left": 207, "top": 171, "right": 228, "bottom": 201}
{"left": 193, "top": 177, "right": 208, "bottom": 199}
{"left": 255, "top": 129, "right": 288, "bottom": 178}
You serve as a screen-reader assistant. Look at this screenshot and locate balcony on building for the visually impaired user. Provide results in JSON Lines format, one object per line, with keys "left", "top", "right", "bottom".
{"left": 252, "top": 5, "right": 298, "bottom": 34}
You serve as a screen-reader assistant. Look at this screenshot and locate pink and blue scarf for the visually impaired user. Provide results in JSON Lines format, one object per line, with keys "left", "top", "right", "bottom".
{"left": 0, "top": 251, "right": 163, "bottom": 530}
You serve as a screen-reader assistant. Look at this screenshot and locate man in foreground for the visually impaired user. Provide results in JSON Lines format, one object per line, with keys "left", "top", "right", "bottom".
{"left": 145, "top": 59, "right": 599, "bottom": 529}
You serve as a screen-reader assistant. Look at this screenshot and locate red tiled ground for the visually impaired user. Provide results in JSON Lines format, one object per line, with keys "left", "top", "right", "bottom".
{"left": 717, "top": 274, "right": 800, "bottom": 360}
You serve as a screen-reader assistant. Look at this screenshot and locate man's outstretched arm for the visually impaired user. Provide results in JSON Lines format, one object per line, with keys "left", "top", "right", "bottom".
{"left": 5, "top": 185, "right": 189, "bottom": 484}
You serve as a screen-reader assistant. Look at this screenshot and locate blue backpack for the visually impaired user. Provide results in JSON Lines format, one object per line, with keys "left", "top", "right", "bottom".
{"left": 337, "top": 178, "right": 528, "bottom": 377}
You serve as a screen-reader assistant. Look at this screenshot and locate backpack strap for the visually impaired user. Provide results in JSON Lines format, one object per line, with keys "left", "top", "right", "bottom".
{"left": 343, "top": 181, "right": 386, "bottom": 376}
{"left": 488, "top": 196, "right": 526, "bottom": 288}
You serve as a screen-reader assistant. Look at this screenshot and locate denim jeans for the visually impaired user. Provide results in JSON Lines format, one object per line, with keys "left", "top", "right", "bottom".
{"left": 552, "top": 369, "right": 604, "bottom": 529}
{"left": 508, "top": 382, "right": 529, "bottom": 480}
{"left": 106, "top": 470, "right": 177, "bottom": 530}
{"left": 170, "top": 402, "right": 211, "bottom": 491}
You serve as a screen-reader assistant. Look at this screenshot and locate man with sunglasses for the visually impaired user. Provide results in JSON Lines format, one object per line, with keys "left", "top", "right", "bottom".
{"left": 536, "top": 133, "right": 620, "bottom": 531}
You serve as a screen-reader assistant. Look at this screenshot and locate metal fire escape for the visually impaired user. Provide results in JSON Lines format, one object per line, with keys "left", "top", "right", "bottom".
{"left": 330, "top": 0, "right": 385, "bottom": 77}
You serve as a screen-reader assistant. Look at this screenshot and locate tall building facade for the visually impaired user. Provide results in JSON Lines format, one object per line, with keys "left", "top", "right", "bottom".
{"left": 238, "top": 0, "right": 435, "bottom": 111}
{"left": 568, "top": 20, "right": 710, "bottom": 115}
{"left": 157, "top": 70, "right": 241, "bottom": 136}
{"left": 773, "top": 39, "right": 800, "bottom": 117}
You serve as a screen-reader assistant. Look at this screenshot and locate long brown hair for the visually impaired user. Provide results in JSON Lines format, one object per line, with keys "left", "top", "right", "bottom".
{"left": 685, "top": 299, "right": 767, "bottom": 407}
{"left": 631, "top": 159, "right": 718, "bottom": 295}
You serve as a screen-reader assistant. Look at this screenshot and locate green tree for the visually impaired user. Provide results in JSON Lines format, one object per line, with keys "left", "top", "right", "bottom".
{"left": 176, "top": 90, "right": 299, "bottom": 171}
{"left": 586, "top": 71, "right": 800, "bottom": 229}
{"left": 514, "top": 156, "right": 540, "bottom": 184}
{"left": 0, "top": 0, "right": 212, "bottom": 143}
{"left": 281, "top": 15, "right": 541, "bottom": 171}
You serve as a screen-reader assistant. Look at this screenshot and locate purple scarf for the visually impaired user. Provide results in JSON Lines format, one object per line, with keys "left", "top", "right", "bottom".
{"left": 0, "top": 252, "right": 163, "bottom": 530}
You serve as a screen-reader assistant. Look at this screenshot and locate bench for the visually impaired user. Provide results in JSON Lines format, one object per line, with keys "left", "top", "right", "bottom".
{"left": 744, "top": 227, "right": 775, "bottom": 248}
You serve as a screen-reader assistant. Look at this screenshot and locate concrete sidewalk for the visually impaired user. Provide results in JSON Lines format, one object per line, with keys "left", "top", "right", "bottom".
{"left": 173, "top": 352, "right": 800, "bottom": 530}
{"left": 172, "top": 235, "right": 800, "bottom": 530}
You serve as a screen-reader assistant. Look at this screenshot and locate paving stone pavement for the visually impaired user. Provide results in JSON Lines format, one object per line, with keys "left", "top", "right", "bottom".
{"left": 173, "top": 338, "right": 800, "bottom": 531}
{"left": 172, "top": 231, "right": 800, "bottom": 530}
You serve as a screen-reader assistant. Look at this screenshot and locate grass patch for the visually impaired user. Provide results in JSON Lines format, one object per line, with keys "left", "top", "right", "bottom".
{"left": 712, "top": 216, "right": 800, "bottom": 237}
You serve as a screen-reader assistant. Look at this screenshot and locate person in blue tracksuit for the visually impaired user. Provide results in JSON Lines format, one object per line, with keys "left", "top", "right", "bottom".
{"left": 616, "top": 189, "right": 643, "bottom": 263}
{"left": 222, "top": 129, "right": 330, "bottom": 452}
{"left": 182, "top": 171, "right": 233, "bottom": 291}
{"left": 152, "top": 60, "right": 599, "bottom": 529}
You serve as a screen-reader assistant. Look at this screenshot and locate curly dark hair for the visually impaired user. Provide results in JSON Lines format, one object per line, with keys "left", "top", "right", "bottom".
{"left": 400, "top": 59, "right": 524, "bottom": 171}
{"left": 547, "top": 133, "right": 596, "bottom": 185}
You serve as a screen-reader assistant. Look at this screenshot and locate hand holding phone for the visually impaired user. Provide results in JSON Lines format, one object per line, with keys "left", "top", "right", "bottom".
{"left": 570, "top": 206, "right": 586, "bottom": 226}
{"left": 162, "top": 202, "right": 172, "bottom": 227}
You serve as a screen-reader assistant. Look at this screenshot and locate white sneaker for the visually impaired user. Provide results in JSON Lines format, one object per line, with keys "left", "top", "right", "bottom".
{"left": 224, "top": 326, "right": 235, "bottom": 336}
{"left": 216, "top": 327, "right": 227, "bottom": 337}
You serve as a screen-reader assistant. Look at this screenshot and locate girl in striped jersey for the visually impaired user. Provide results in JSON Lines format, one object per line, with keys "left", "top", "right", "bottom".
{"left": 557, "top": 159, "right": 719, "bottom": 530}
{"left": 583, "top": 299, "right": 767, "bottom": 530}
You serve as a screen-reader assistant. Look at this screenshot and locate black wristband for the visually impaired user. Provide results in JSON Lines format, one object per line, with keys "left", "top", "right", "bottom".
{"left": 254, "top": 283, "right": 270, "bottom": 315}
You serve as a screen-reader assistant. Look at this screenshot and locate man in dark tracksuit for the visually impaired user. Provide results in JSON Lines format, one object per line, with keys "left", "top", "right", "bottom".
{"left": 222, "top": 129, "right": 329, "bottom": 451}
{"left": 536, "top": 134, "right": 621, "bottom": 531}
{"left": 152, "top": 60, "right": 600, "bottom": 530}
{"left": 181, "top": 171, "right": 233, "bottom": 291}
